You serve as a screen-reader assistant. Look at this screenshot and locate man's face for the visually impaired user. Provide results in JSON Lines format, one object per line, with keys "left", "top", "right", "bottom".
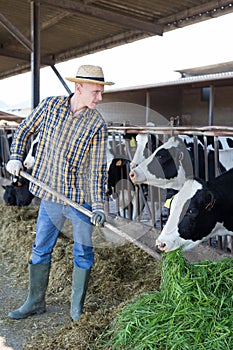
{"left": 78, "top": 82, "right": 104, "bottom": 109}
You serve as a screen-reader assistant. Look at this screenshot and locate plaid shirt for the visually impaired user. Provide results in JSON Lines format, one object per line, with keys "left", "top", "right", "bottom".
{"left": 10, "top": 95, "right": 108, "bottom": 211}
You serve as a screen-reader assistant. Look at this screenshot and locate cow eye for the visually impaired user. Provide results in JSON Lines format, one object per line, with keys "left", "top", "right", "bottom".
{"left": 187, "top": 208, "right": 198, "bottom": 215}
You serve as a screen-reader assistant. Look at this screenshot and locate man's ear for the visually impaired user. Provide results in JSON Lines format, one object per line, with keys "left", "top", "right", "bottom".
{"left": 75, "top": 82, "right": 82, "bottom": 93}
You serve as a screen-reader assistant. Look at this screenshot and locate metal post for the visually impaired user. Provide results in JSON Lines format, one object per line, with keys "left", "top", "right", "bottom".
{"left": 208, "top": 84, "right": 214, "bottom": 126}
{"left": 51, "top": 65, "right": 72, "bottom": 95}
{"left": 31, "top": 0, "right": 40, "bottom": 108}
{"left": 146, "top": 90, "right": 150, "bottom": 124}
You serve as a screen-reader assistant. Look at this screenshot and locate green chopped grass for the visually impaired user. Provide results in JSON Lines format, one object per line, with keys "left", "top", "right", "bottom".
{"left": 98, "top": 249, "right": 233, "bottom": 350}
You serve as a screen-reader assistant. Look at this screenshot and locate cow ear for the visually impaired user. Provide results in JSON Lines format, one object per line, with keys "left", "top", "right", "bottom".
{"left": 204, "top": 190, "right": 216, "bottom": 210}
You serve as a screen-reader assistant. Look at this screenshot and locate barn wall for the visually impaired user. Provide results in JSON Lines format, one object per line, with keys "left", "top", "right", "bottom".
{"left": 181, "top": 86, "right": 233, "bottom": 126}
{"left": 214, "top": 86, "right": 233, "bottom": 126}
{"left": 103, "top": 82, "right": 233, "bottom": 126}
{"left": 181, "top": 87, "right": 209, "bottom": 126}
{"left": 100, "top": 90, "right": 148, "bottom": 125}
{"left": 102, "top": 87, "right": 183, "bottom": 125}
{"left": 145, "top": 87, "right": 183, "bottom": 121}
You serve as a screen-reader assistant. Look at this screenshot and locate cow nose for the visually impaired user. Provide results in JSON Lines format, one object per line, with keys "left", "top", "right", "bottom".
{"left": 155, "top": 240, "right": 167, "bottom": 251}
{"left": 129, "top": 170, "right": 135, "bottom": 180}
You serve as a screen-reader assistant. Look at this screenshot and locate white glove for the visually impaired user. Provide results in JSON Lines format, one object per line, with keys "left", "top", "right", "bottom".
{"left": 90, "top": 210, "right": 106, "bottom": 227}
{"left": 6, "top": 160, "right": 23, "bottom": 176}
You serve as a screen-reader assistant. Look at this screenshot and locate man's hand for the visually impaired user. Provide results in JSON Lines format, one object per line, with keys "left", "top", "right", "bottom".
{"left": 90, "top": 210, "right": 106, "bottom": 227}
{"left": 6, "top": 160, "right": 23, "bottom": 176}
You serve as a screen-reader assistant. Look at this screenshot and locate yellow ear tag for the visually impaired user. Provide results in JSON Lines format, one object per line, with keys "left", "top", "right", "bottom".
{"left": 164, "top": 196, "right": 174, "bottom": 209}
{"left": 116, "top": 160, "right": 122, "bottom": 166}
{"left": 130, "top": 137, "right": 136, "bottom": 147}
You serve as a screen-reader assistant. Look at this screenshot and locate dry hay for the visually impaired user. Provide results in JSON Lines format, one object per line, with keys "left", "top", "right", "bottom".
{"left": 0, "top": 204, "right": 161, "bottom": 349}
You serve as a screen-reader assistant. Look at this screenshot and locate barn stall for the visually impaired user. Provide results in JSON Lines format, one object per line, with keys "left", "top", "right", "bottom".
{"left": 1, "top": 121, "right": 233, "bottom": 349}
{"left": 1, "top": 122, "right": 233, "bottom": 254}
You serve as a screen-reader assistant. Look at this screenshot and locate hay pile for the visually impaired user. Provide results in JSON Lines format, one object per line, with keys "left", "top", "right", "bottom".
{"left": 0, "top": 204, "right": 161, "bottom": 349}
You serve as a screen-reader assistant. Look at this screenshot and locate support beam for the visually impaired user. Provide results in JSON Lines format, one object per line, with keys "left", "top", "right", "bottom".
{"left": 51, "top": 65, "right": 72, "bottom": 95}
{"left": 0, "top": 13, "right": 32, "bottom": 51}
{"left": 37, "top": 0, "right": 164, "bottom": 36}
{"left": 40, "top": 10, "right": 71, "bottom": 31}
{"left": 0, "top": 49, "right": 30, "bottom": 61}
{"left": 31, "top": 0, "right": 40, "bottom": 108}
{"left": 0, "top": 48, "right": 55, "bottom": 66}
{"left": 145, "top": 91, "right": 150, "bottom": 124}
{"left": 208, "top": 84, "right": 215, "bottom": 126}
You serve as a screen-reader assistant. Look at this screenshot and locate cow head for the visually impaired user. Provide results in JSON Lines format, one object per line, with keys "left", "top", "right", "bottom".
{"left": 155, "top": 178, "right": 219, "bottom": 252}
{"left": 130, "top": 123, "right": 160, "bottom": 168}
{"left": 2, "top": 184, "right": 16, "bottom": 205}
{"left": 130, "top": 136, "right": 193, "bottom": 190}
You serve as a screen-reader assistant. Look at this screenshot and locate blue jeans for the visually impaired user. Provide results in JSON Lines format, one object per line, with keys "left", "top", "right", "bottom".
{"left": 31, "top": 200, "right": 94, "bottom": 269}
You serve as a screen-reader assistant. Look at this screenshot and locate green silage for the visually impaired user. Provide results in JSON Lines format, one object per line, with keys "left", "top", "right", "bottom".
{"left": 99, "top": 250, "right": 233, "bottom": 350}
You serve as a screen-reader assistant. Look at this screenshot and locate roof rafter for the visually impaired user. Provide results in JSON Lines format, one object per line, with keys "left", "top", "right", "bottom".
{"left": 0, "top": 30, "right": 147, "bottom": 79}
{"left": 0, "top": 13, "right": 31, "bottom": 51}
{"left": 0, "top": 48, "right": 55, "bottom": 65}
{"left": 36, "top": 0, "right": 164, "bottom": 36}
{"left": 159, "top": 0, "right": 233, "bottom": 26}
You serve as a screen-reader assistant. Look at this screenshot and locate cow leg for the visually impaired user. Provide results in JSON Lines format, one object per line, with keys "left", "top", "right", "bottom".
{"left": 8, "top": 262, "right": 51, "bottom": 319}
{"left": 123, "top": 202, "right": 133, "bottom": 220}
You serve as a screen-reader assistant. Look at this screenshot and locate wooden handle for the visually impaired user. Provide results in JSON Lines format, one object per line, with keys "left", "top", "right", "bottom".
{"left": 20, "top": 170, "right": 162, "bottom": 260}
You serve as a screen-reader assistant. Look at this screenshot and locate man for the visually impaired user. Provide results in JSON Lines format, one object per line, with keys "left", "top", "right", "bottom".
{"left": 6, "top": 65, "right": 114, "bottom": 321}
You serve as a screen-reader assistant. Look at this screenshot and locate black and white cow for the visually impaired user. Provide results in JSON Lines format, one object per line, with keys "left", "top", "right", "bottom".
{"left": 131, "top": 130, "right": 172, "bottom": 222}
{"left": 2, "top": 133, "right": 38, "bottom": 206}
{"left": 0, "top": 129, "right": 15, "bottom": 178}
{"left": 155, "top": 168, "right": 233, "bottom": 252}
{"left": 130, "top": 123, "right": 162, "bottom": 168}
{"left": 0, "top": 128, "right": 34, "bottom": 206}
{"left": 23, "top": 134, "right": 40, "bottom": 169}
{"left": 206, "top": 136, "right": 233, "bottom": 171}
{"left": 130, "top": 135, "right": 232, "bottom": 191}
{"left": 106, "top": 127, "right": 166, "bottom": 222}
{"left": 2, "top": 175, "right": 34, "bottom": 206}
{"left": 106, "top": 157, "right": 148, "bottom": 220}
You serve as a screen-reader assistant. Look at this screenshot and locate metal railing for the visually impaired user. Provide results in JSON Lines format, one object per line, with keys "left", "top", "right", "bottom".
{"left": 106, "top": 124, "right": 233, "bottom": 255}
{"left": 1, "top": 123, "right": 233, "bottom": 254}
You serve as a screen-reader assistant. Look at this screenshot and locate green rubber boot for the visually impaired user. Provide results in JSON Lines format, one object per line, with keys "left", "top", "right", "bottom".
{"left": 70, "top": 265, "right": 91, "bottom": 321}
{"left": 8, "top": 263, "right": 51, "bottom": 320}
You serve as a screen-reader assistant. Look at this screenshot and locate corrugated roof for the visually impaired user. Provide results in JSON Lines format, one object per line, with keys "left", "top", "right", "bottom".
{"left": 104, "top": 70, "right": 233, "bottom": 94}
{"left": 0, "top": 110, "right": 23, "bottom": 123}
{"left": 1, "top": 0, "right": 233, "bottom": 80}
{"left": 177, "top": 61, "right": 233, "bottom": 76}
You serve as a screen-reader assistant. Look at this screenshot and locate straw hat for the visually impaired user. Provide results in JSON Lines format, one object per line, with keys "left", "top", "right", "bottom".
{"left": 66, "top": 65, "right": 114, "bottom": 85}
